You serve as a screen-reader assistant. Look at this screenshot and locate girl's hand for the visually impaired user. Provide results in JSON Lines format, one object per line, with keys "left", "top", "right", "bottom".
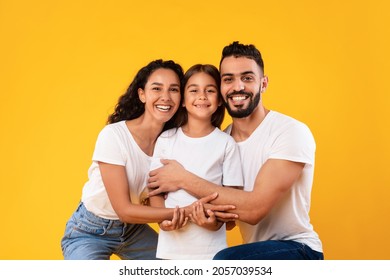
{"left": 189, "top": 202, "right": 223, "bottom": 231}
{"left": 159, "top": 206, "right": 188, "bottom": 231}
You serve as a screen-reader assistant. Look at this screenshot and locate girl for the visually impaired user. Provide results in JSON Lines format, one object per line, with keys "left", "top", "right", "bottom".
{"left": 61, "top": 59, "right": 187, "bottom": 260}
{"left": 149, "top": 64, "right": 243, "bottom": 259}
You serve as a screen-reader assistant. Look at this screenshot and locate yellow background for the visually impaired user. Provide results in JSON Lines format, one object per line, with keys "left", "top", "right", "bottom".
{"left": 1, "top": 0, "right": 389, "bottom": 260}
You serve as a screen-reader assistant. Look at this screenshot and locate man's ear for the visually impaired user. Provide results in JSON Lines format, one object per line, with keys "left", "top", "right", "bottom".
{"left": 261, "top": 76, "right": 269, "bottom": 93}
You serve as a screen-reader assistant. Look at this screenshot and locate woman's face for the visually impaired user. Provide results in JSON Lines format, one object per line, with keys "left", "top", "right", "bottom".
{"left": 183, "top": 72, "right": 221, "bottom": 122}
{"left": 138, "top": 68, "right": 181, "bottom": 124}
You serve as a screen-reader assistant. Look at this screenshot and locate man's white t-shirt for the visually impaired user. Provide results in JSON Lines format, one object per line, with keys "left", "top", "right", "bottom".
{"left": 82, "top": 121, "right": 151, "bottom": 219}
{"left": 225, "top": 111, "right": 323, "bottom": 253}
{"left": 152, "top": 127, "right": 243, "bottom": 259}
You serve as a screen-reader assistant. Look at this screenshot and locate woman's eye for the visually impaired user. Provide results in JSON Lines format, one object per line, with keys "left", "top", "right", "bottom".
{"left": 170, "top": 87, "right": 179, "bottom": 92}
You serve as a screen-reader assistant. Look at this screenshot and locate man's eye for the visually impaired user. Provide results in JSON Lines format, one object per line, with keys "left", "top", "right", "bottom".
{"left": 243, "top": 76, "right": 253, "bottom": 81}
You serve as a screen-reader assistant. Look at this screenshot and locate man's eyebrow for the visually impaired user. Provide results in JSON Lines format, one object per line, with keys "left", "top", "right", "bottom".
{"left": 241, "top": 71, "right": 256, "bottom": 75}
{"left": 221, "top": 71, "right": 255, "bottom": 77}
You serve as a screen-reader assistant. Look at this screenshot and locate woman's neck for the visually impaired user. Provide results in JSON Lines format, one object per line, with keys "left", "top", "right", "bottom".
{"left": 126, "top": 115, "right": 164, "bottom": 156}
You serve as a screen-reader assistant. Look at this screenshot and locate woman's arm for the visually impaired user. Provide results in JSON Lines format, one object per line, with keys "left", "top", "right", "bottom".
{"left": 149, "top": 191, "right": 188, "bottom": 230}
{"left": 99, "top": 162, "right": 182, "bottom": 224}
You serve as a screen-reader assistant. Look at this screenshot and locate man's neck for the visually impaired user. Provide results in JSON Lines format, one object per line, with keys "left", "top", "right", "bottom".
{"left": 231, "top": 106, "right": 270, "bottom": 142}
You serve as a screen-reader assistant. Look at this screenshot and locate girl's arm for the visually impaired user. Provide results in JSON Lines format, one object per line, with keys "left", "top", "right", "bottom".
{"left": 189, "top": 201, "right": 224, "bottom": 231}
{"left": 190, "top": 185, "right": 241, "bottom": 231}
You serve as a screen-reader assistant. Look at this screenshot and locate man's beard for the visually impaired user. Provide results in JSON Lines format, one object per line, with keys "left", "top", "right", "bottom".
{"left": 223, "top": 89, "right": 261, "bottom": 118}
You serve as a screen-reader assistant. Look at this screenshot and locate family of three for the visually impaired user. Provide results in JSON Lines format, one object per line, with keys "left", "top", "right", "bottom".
{"left": 61, "top": 41, "right": 324, "bottom": 260}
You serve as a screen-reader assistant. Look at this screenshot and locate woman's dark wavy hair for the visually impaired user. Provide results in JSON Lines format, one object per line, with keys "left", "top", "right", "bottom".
{"left": 175, "top": 64, "right": 225, "bottom": 128}
{"left": 107, "top": 59, "right": 184, "bottom": 131}
{"left": 219, "top": 41, "right": 264, "bottom": 73}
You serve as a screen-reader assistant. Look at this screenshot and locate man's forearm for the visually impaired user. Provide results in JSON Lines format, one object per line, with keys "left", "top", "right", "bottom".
{"left": 180, "top": 173, "right": 257, "bottom": 223}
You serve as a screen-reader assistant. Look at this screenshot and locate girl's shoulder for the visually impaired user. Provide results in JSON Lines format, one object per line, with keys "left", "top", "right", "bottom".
{"left": 212, "top": 127, "right": 237, "bottom": 144}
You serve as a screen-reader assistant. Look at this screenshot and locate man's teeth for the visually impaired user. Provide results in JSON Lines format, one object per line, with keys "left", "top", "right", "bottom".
{"left": 232, "top": 96, "right": 247, "bottom": 101}
{"left": 156, "top": 105, "right": 171, "bottom": 111}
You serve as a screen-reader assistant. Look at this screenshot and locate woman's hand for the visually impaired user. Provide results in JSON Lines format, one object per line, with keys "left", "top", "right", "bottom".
{"left": 159, "top": 206, "right": 188, "bottom": 231}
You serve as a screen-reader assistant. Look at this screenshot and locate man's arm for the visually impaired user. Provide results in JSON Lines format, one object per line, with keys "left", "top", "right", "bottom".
{"left": 148, "top": 159, "right": 304, "bottom": 225}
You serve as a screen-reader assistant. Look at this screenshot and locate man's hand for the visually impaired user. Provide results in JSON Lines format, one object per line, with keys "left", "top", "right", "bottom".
{"left": 159, "top": 206, "right": 188, "bottom": 231}
{"left": 148, "top": 159, "right": 187, "bottom": 197}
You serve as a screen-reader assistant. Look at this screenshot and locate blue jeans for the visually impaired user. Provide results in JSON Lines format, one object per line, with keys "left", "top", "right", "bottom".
{"left": 61, "top": 202, "right": 158, "bottom": 260}
{"left": 213, "top": 240, "right": 324, "bottom": 260}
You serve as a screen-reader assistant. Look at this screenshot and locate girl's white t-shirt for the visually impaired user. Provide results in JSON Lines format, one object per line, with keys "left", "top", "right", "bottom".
{"left": 152, "top": 127, "right": 243, "bottom": 259}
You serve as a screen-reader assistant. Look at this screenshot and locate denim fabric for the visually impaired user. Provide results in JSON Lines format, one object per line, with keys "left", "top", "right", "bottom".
{"left": 61, "top": 202, "right": 158, "bottom": 260}
{"left": 213, "top": 240, "right": 324, "bottom": 260}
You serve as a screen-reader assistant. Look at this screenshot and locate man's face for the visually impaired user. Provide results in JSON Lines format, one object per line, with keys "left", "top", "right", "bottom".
{"left": 220, "top": 56, "right": 266, "bottom": 118}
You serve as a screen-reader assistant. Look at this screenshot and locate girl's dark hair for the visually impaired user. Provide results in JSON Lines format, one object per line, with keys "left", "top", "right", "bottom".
{"left": 175, "top": 64, "right": 225, "bottom": 128}
{"left": 219, "top": 41, "right": 264, "bottom": 73}
{"left": 107, "top": 59, "right": 184, "bottom": 131}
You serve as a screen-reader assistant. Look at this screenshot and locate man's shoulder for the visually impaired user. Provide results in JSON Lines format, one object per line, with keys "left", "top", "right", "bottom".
{"left": 270, "top": 111, "right": 309, "bottom": 130}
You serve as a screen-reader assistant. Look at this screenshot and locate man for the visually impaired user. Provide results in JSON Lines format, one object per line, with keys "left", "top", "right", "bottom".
{"left": 148, "top": 41, "right": 323, "bottom": 260}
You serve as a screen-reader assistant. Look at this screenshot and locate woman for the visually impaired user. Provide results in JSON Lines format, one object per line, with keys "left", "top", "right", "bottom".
{"left": 61, "top": 59, "right": 187, "bottom": 260}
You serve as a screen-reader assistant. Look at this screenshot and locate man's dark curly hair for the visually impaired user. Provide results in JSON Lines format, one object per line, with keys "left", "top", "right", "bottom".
{"left": 219, "top": 41, "right": 264, "bottom": 73}
{"left": 107, "top": 59, "right": 184, "bottom": 131}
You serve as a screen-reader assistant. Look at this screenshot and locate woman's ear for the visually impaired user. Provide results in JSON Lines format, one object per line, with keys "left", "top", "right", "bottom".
{"left": 138, "top": 88, "right": 146, "bottom": 103}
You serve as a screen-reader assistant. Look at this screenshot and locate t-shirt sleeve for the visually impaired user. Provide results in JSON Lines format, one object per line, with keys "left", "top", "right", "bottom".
{"left": 222, "top": 136, "right": 244, "bottom": 187}
{"left": 269, "top": 122, "right": 316, "bottom": 165}
{"left": 92, "top": 126, "right": 126, "bottom": 166}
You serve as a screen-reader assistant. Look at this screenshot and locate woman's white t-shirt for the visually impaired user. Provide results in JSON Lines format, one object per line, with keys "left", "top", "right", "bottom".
{"left": 82, "top": 121, "right": 151, "bottom": 219}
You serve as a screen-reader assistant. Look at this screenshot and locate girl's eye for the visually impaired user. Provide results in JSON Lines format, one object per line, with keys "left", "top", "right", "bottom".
{"left": 189, "top": 89, "right": 198, "bottom": 93}
{"left": 152, "top": 87, "right": 161, "bottom": 91}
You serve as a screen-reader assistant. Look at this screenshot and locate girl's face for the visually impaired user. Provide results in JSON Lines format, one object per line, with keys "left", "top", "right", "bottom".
{"left": 138, "top": 68, "right": 181, "bottom": 124}
{"left": 183, "top": 72, "right": 221, "bottom": 122}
